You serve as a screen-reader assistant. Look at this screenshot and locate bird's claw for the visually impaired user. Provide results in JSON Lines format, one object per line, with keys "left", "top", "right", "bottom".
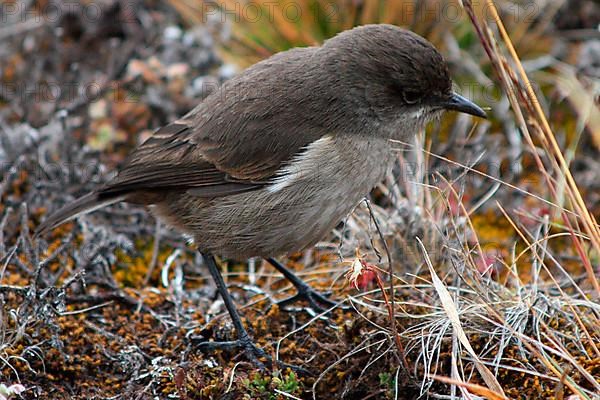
{"left": 276, "top": 284, "right": 346, "bottom": 313}
{"left": 192, "top": 334, "right": 310, "bottom": 374}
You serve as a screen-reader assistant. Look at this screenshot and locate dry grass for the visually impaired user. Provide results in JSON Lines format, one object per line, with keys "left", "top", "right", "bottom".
{"left": 1, "top": 0, "right": 598, "bottom": 398}
{"left": 163, "top": 0, "right": 600, "bottom": 398}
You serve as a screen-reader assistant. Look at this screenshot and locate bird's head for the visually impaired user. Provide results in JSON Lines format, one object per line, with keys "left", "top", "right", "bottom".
{"left": 320, "top": 24, "right": 486, "bottom": 138}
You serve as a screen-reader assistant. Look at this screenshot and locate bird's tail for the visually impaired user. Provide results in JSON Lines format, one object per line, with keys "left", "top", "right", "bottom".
{"left": 34, "top": 192, "right": 125, "bottom": 237}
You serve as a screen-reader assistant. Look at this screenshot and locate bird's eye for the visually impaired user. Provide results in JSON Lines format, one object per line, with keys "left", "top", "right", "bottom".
{"left": 402, "top": 90, "right": 422, "bottom": 104}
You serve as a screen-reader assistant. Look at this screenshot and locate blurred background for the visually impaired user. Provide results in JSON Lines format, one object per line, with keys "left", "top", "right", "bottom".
{"left": 0, "top": 1, "right": 599, "bottom": 399}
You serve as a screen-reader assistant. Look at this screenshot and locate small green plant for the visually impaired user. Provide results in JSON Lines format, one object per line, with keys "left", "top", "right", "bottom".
{"left": 273, "top": 371, "right": 299, "bottom": 395}
{"left": 241, "top": 371, "right": 301, "bottom": 399}
{"left": 242, "top": 374, "right": 270, "bottom": 398}
{"left": 379, "top": 372, "right": 395, "bottom": 398}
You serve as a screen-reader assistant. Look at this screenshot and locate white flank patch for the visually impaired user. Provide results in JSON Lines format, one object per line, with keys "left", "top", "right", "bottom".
{"left": 267, "top": 135, "right": 335, "bottom": 193}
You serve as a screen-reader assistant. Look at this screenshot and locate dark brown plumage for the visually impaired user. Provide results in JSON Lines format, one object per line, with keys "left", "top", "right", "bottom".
{"left": 36, "top": 24, "right": 485, "bottom": 369}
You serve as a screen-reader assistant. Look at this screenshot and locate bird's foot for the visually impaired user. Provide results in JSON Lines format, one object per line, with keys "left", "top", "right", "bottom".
{"left": 195, "top": 332, "right": 268, "bottom": 369}
{"left": 193, "top": 333, "right": 309, "bottom": 374}
{"left": 276, "top": 282, "right": 341, "bottom": 312}
{"left": 265, "top": 257, "right": 347, "bottom": 314}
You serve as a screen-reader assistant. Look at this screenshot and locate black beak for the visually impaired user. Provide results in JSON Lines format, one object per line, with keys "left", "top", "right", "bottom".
{"left": 442, "top": 92, "right": 487, "bottom": 119}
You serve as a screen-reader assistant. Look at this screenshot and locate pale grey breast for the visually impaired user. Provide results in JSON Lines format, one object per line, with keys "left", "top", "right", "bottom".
{"left": 152, "top": 134, "right": 395, "bottom": 259}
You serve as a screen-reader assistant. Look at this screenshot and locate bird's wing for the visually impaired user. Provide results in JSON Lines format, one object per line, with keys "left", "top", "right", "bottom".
{"left": 98, "top": 122, "right": 261, "bottom": 198}
{"left": 100, "top": 115, "right": 325, "bottom": 199}
{"left": 101, "top": 47, "right": 327, "bottom": 199}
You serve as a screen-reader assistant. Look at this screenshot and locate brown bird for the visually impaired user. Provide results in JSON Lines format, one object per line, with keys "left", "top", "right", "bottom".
{"left": 36, "top": 24, "right": 486, "bottom": 369}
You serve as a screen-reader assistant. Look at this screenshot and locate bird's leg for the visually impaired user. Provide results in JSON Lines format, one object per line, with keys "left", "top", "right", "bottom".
{"left": 266, "top": 257, "right": 340, "bottom": 312}
{"left": 195, "top": 253, "right": 270, "bottom": 368}
{"left": 195, "top": 253, "right": 307, "bottom": 373}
